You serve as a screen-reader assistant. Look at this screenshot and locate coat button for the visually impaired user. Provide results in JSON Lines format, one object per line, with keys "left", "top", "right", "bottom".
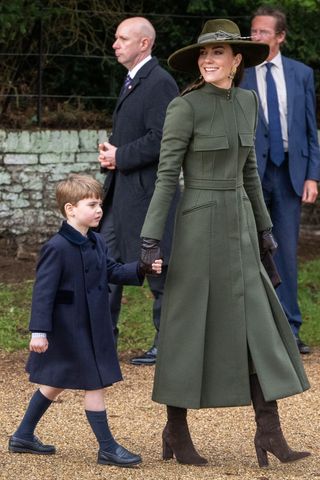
{"left": 85, "top": 267, "right": 89, "bottom": 273}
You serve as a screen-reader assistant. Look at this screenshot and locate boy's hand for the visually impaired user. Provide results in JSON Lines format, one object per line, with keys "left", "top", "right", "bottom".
{"left": 29, "top": 337, "right": 49, "bottom": 353}
{"left": 151, "top": 259, "right": 163, "bottom": 275}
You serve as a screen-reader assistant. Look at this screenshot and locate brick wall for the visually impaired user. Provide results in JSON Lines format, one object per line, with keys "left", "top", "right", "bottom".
{"left": 0, "top": 128, "right": 319, "bottom": 259}
{"left": 0, "top": 129, "right": 107, "bottom": 258}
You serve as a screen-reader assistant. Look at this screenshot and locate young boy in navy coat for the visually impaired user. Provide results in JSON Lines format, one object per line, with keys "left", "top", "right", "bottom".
{"left": 8, "top": 174, "right": 162, "bottom": 467}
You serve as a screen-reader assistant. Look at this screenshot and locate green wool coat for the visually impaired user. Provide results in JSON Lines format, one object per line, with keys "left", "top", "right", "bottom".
{"left": 141, "top": 83, "right": 310, "bottom": 409}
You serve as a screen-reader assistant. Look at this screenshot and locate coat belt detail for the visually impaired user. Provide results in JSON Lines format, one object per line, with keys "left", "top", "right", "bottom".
{"left": 185, "top": 178, "right": 243, "bottom": 190}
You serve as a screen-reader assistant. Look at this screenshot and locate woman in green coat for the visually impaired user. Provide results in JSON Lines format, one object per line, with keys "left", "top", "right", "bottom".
{"left": 140, "top": 19, "right": 310, "bottom": 468}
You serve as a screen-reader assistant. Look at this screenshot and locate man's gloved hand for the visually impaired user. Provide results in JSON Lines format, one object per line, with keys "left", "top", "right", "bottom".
{"left": 139, "top": 237, "right": 162, "bottom": 276}
{"left": 258, "top": 228, "right": 278, "bottom": 259}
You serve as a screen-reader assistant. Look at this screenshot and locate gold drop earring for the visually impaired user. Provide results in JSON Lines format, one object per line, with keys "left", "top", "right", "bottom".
{"left": 228, "top": 65, "right": 237, "bottom": 80}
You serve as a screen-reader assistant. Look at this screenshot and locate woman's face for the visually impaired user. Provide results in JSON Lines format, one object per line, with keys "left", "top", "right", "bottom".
{"left": 198, "top": 43, "right": 242, "bottom": 89}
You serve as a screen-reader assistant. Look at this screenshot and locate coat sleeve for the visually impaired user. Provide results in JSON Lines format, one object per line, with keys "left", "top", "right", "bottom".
{"left": 304, "top": 67, "right": 320, "bottom": 181}
{"left": 115, "top": 75, "right": 179, "bottom": 173}
{"left": 29, "top": 243, "right": 63, "bottom": 333}
{"left": 141, "top": 96, "right": 193, "bottom": 240}
{"left": 243, "top": 91, "right": 273, "bottom": 232}
{"left": 107, "top": 257, "right": 143, "bottom": 286}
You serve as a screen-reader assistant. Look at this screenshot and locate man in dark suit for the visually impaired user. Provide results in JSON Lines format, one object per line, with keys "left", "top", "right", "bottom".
{"left": 98, "top": 17, "right": 179, "bottom": 365}
{"left": 241, "top": 5, "right": 320, "bottom": 353}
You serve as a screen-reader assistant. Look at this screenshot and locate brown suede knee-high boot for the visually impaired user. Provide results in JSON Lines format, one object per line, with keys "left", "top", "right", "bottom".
{"left": 250, "top": 374, "right": 310, "bottom": 467}
{"left": 162, "top": 405, "right": 208, "bottom": 465}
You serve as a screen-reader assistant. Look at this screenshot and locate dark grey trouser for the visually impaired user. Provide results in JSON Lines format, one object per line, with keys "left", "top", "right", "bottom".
{"left": 99, "top": 208, "right": 167, "bottom": 347}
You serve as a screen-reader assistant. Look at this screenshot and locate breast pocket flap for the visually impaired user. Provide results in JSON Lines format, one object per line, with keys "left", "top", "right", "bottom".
{"left": 194, "top": 135, "right": 229, "bottom": 152}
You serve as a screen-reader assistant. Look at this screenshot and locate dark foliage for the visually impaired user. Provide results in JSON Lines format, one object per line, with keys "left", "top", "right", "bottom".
{"left": 0, "top": 1, "right": 319, "bottom": 128}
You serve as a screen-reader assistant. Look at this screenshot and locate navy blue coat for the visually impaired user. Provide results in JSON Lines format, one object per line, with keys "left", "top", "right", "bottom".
{"left": 26, "top": 221, "right": 142, "bottom": 390}
{"left": 102, "top": 57, "right": 180, "bottom": 262}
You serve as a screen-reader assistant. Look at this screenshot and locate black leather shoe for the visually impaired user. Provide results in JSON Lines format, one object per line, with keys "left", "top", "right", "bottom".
{"left": 98, "top": 445, "right": 142, "bottom": 467}
{"left": 296, "top": 337, "right": 310, "bottom": 354}
{"left": 130, "top": 346, "right": 157, "bottom": 365}
{"left": 8, "top": 435, "right": 56, "bottom": 454}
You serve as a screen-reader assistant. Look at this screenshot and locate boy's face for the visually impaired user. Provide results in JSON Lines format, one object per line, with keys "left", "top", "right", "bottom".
{"left": 66, "top": 197, "right": 103, "bottom": 233}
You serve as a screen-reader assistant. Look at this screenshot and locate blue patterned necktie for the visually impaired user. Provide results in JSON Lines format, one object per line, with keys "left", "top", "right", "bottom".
{"left": 119, "top": 74, "right": 132, "bottom": 98}
{"left": 124, "top": 74, "right": 132, "bottom": 89}
{"left": 265, "top": 62, "right": 284, "bottom": 166}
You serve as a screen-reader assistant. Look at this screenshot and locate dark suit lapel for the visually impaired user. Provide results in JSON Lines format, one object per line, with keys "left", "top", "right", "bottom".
{"left": 114, "top": 58, "right": 158, "bottom": 113}
{"left": 114, "top": 76, "right": 135, "bottom": 112}
{"left": 282, "top": 56, "right": 295, "bottom": 133}
{"left": 114, "top": 84, "right": 131, "bottom": 111}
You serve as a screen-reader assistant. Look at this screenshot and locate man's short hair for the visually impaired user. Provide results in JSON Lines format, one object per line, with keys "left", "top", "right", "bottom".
{"left": 253, "top": 5, "right": 287, "bottom": 34}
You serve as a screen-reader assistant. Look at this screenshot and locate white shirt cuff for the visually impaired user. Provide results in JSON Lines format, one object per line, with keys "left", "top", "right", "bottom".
{"left": 31, "top": 332, "right": 47, "bottom": 338}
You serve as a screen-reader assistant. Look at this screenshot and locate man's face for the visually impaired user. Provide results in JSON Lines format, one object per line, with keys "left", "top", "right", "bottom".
{"left": 113, "top": 20, "right": 145, "bottom": 70}
{"left": 251, "top": 15, "right": 286, "bottom": 61}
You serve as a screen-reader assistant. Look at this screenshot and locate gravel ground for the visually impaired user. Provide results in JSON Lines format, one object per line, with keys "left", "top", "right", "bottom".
{"left": 0, "top": 350, "right": 319, "bottom": 480}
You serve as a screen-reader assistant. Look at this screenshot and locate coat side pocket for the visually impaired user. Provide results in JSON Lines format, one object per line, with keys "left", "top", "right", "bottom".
{"left": 55, "top": 290, "right": 74, "bottom": 304}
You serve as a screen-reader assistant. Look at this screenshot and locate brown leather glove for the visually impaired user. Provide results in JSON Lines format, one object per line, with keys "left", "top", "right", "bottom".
{"left": 258, "top": 228, "right": 278, "bottom": 260}
{"left": 139, "top": 238, "right": 162, "bottom": 276}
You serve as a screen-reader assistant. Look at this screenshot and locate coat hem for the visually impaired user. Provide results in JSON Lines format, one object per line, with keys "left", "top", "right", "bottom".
{"left": 28, "top": 375, "right": 122, "bottom": 390}
{"left": 152, "top": 394, "right": 252, "bottom": 409}
{"left": 152, "top": 382, "right": 310, "bottom": 408}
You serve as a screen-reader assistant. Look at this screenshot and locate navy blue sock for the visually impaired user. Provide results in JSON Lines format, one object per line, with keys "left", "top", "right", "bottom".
{"left": 14, "top": 389, "right": 53, "bottom": 441}
{"left": 85, "top": 410, "right": 118, "bottom": 453}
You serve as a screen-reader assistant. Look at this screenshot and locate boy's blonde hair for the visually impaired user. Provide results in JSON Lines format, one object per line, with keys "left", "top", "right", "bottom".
{"left": 56, "top": 174, "right": 104, "bottom": 217}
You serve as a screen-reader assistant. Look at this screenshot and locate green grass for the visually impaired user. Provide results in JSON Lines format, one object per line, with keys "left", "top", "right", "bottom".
{"left": 0, "top": 281, "right": 154, "bottom": 352}
{"left": 0, "top": 259, "right": 319, "bottom": 352}
{"left": 0, "top": 281, "right": 33, "bottom": 351}
{"left": 117, "top": 284, "right": 154, "bottom": 352}
{"left": 298, "top": 259, "right": 320, "bottom": 346}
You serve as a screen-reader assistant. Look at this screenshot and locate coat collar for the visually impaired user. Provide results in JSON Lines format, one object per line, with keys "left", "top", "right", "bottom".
{"left": 58, "top": 221, "right": 97, "bottom": 246}
{"left": 201, "top": 82, "right": 235, "bottom": 99}
{"left": 128, "top": 55, "right": 152, "bottom": 79}
{"left": 133, "top": 56, "right": 159, "bottom": 80}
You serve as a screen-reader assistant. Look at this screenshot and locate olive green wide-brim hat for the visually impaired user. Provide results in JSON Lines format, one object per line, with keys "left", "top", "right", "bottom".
{"left": 168, "top": 19, "right": 269, "bottom": 73}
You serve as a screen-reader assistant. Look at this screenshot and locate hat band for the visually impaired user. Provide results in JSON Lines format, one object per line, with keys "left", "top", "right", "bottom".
{"left": 197, "top": 30, "right": 250, "bottom": 44}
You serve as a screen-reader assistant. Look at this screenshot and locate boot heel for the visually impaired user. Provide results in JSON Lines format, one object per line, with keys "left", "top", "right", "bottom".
{"left": 162, "top": 437, "right": 173, "bottom": 460}
{"left": 255, "top": 444, "right": 268, "bottom": 467}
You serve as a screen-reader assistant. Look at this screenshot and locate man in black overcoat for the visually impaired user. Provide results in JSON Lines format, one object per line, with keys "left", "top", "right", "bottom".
{"left": 98, "top": 17, "right": 179, "bottom": 365}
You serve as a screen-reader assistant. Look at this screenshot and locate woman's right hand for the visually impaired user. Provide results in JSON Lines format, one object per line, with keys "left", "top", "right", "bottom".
{"left": 139, "top": 238, "right": 162, "bottom": 275}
